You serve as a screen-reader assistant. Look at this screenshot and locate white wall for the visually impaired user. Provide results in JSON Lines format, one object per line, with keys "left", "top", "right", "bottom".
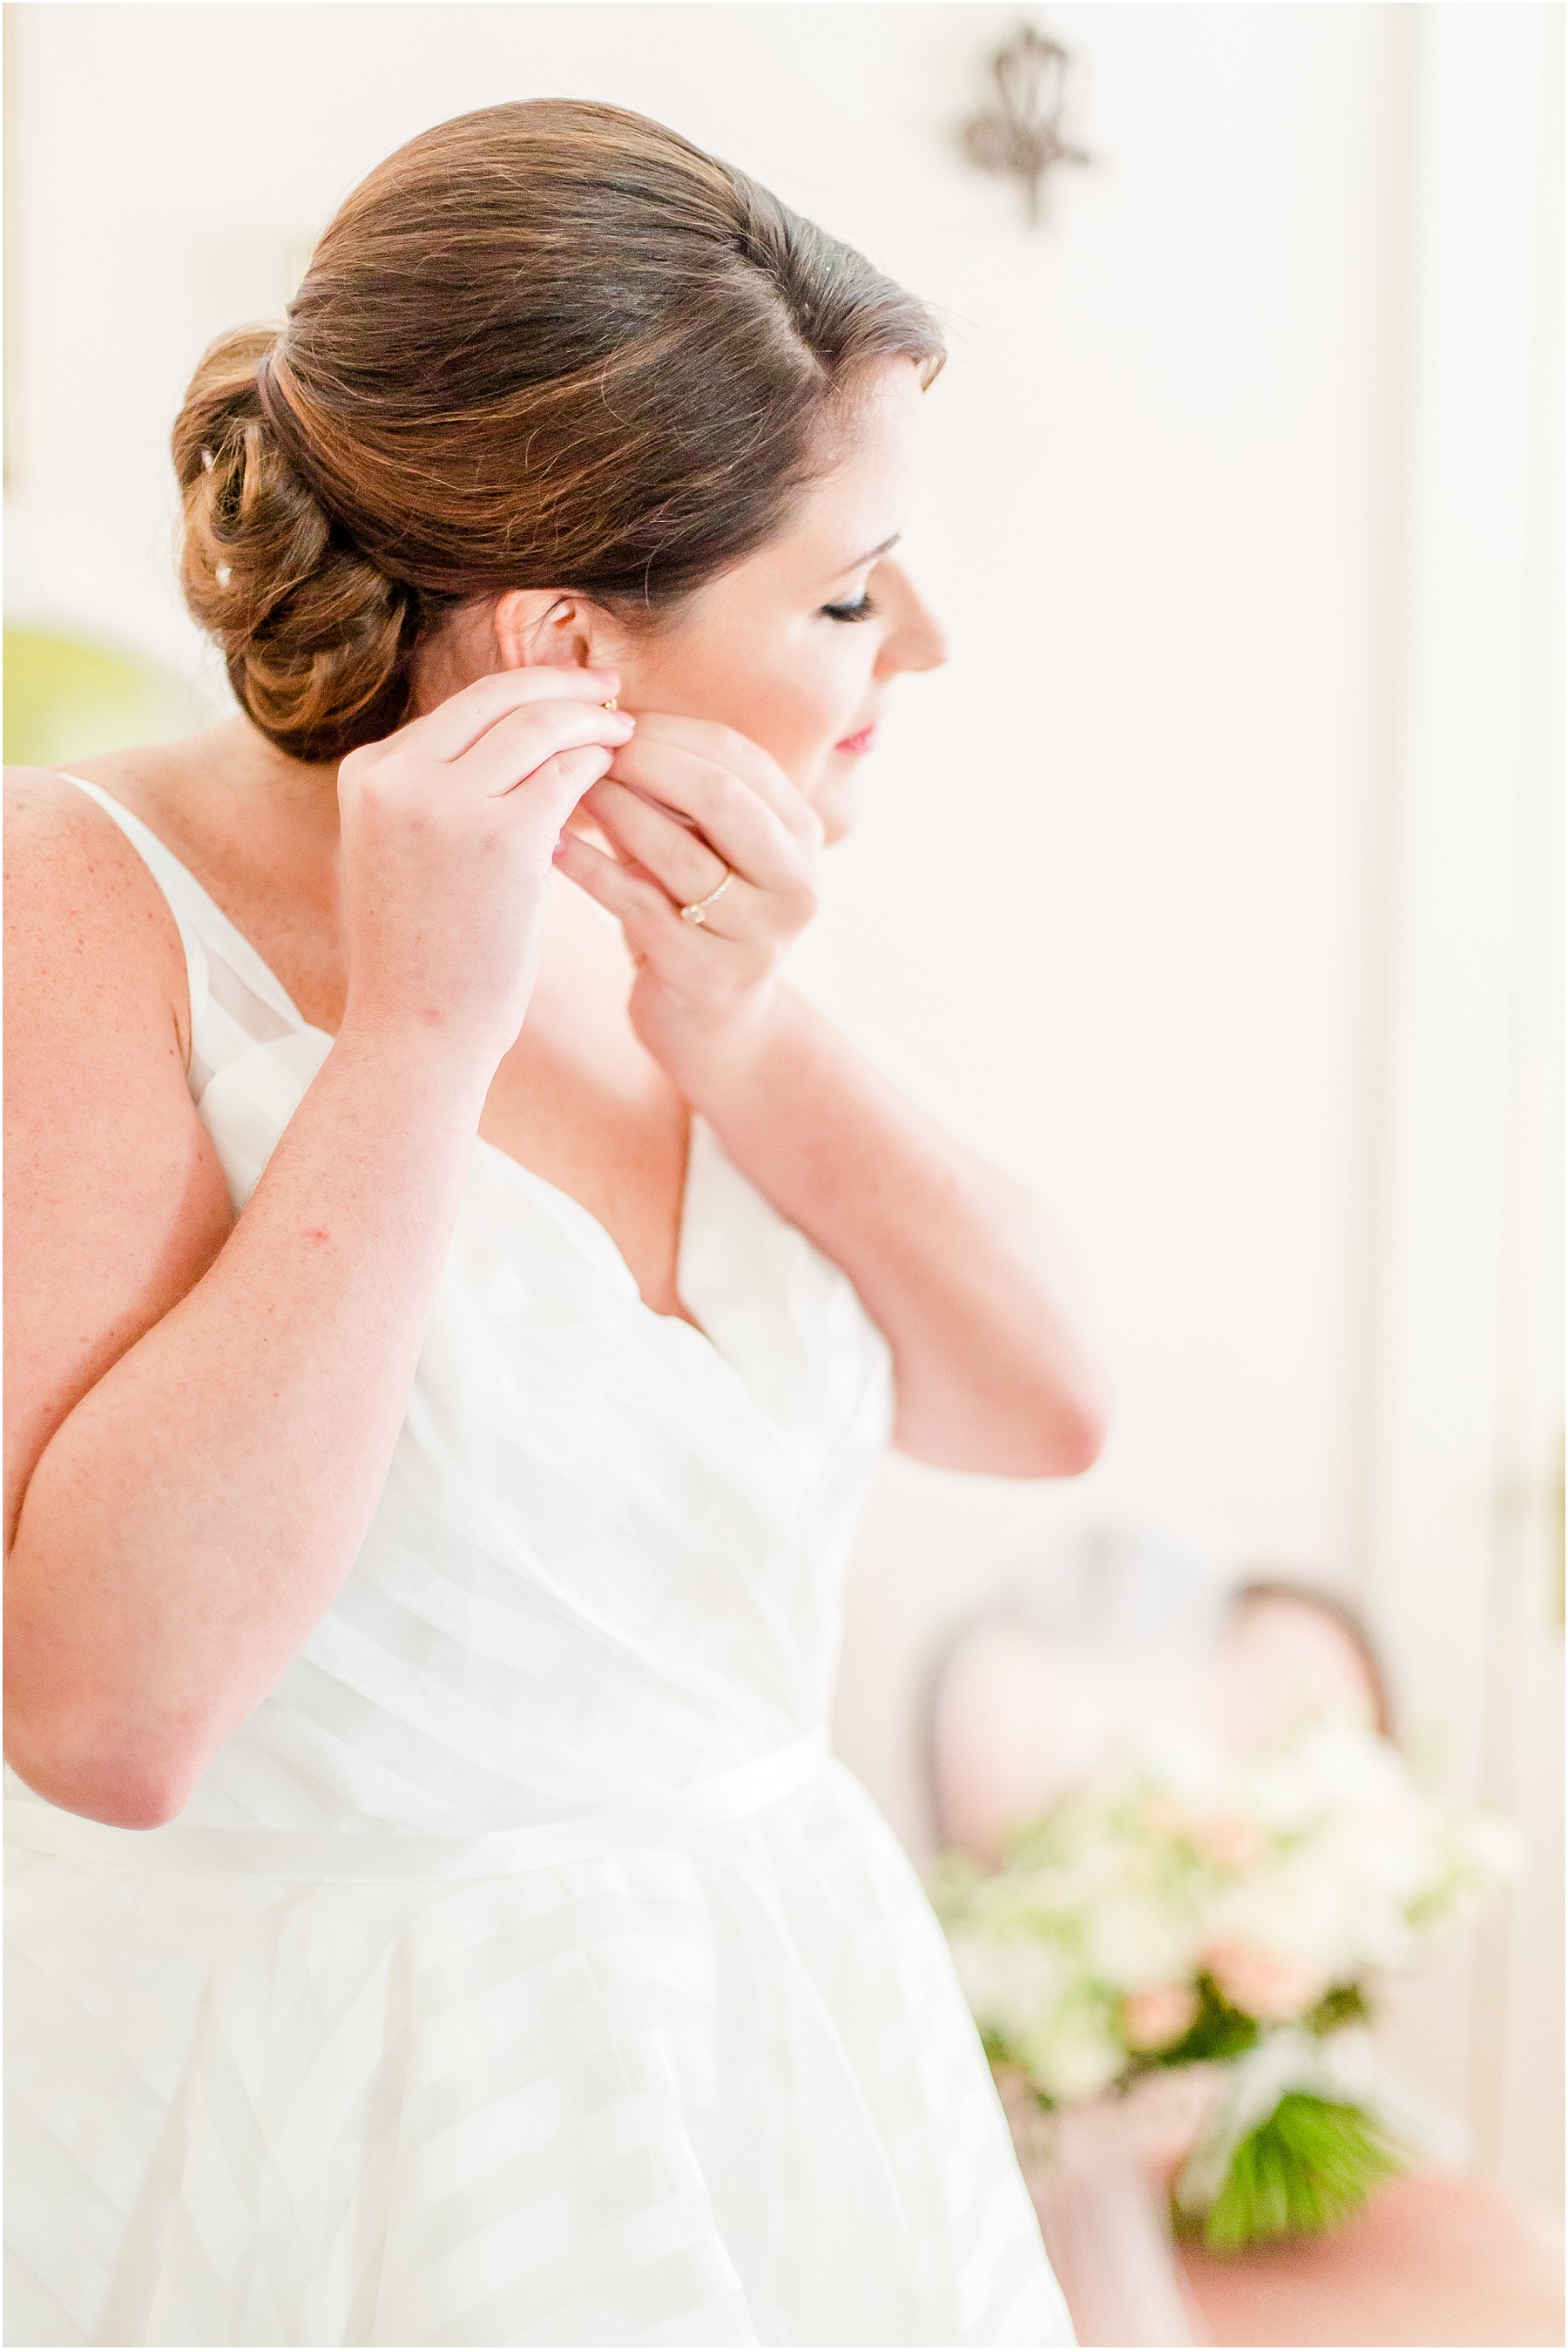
{"left": 7, "top": 2, "right": 1558, "bottom": 2198}
{"left": 1360, "top": 2, "right": 1565, "bottom": 2199}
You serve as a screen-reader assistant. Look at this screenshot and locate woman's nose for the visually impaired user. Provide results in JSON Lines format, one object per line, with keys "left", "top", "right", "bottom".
{"left": 873, "top": 559, "right": 948, "bottom": 676}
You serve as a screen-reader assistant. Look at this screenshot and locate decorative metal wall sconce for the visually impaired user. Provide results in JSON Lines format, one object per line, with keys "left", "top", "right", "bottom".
{"left": 963, "top": 24, "right": 1092, "bottom": 227}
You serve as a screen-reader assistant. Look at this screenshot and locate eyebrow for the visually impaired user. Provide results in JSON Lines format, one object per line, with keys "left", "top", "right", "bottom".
{"left": 825, "top": 532, "right": 901, "bottom": 583}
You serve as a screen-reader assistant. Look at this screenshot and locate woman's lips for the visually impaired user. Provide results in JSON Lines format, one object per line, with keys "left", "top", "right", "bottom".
{"left": 834, "top": 724, "right": 878, "bottom": 756}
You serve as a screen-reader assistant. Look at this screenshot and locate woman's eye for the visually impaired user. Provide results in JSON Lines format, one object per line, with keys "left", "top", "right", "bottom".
{"left": 821, "top": 593, "right": 877, "bottom": 625}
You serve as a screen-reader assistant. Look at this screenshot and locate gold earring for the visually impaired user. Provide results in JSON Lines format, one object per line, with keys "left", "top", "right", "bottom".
{"left": 602, "top": 696, "right": 618, "bottom": 711}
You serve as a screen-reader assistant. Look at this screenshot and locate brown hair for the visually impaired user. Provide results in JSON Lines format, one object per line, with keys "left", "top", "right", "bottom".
{"left": 173, "top": 100, "right": 944, "bottom": 764}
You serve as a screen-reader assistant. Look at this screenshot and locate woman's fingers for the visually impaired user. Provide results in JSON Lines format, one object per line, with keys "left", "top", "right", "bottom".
{"left": 552, "top": 830, "right": 699, "bottom": 962}
{"left": 552, "top": 714, "right": 825, "bottom": 1045}
{"left": 623, "top": 714, "right": 821, "bottom": 847}
{"left": 579, "top": 779, "right": 736, "bottom": 911}
{"left": 382, "top": 666, "right": 625, "bottom": 766}
{"left": 598, "top": 735, "right": 806, "bottom": 893}
{"left": 454, "top": 699, "right": 636, "bottom": 800}
{"left": 524, "top": 742, "right": 621, "bottom": 821}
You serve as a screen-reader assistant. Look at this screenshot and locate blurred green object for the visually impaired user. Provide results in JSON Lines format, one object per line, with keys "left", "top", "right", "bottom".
{"left": 3, "top": 627, "right": 212, "bottom": 768}
{"left": 1178, "top": 2092, "right": 1406, "bottom": 2257}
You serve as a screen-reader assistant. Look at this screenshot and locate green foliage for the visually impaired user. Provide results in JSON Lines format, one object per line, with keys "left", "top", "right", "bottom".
{"left": 1302, "top": 1981, "right": 1371, "bottom": 2036}
{"left": 1177, "top": 2093, "right": 1405, "bottom": 2257}
{"left": 1149, "top": 1974, "right": 1260, "bottom": 2069}
{"left": 977, "top": 2024, "right": 1014, "bottom": 2071}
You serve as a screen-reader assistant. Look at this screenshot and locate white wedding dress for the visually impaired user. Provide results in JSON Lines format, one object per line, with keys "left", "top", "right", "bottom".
{"left": 4, "top": 776, "right": 1072, "bottom": 2350}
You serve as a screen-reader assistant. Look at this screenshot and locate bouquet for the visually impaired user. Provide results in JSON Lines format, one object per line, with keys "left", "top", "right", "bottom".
{"left": 931, "top": 1719, "right": 1523, "bottom": 2254}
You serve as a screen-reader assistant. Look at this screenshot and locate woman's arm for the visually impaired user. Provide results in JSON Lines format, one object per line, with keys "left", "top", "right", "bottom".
{"left": 4, "top": 676, "right": 632, "bottom": 1828}
{"left": 648, "top": 985, "right": 1106, "bottom": 1476}
{"left": 553, "top": 715, "right": 1112, "bottom": 1475}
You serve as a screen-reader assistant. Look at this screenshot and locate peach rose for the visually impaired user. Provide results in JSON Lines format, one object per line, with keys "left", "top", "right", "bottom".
{"left": 1121, "top": 1982, "right": 1200, "bottom": 2051}
{"left": 1202, "top": 1936, "right": 1324, "bottom": 2022}
{"left": 1189, "top": 1810, "right": 1269, "bottom": 1871}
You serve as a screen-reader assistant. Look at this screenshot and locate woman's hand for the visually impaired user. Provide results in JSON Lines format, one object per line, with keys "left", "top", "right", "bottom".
{"left": 551, "top": 701, "right": 1109, "bottom": 1479}
{"left": 338, "top": 667, "right": 635, "bottom": 1072}
{"left": 551, "top": 714, "right": 822, "bottom": 1074}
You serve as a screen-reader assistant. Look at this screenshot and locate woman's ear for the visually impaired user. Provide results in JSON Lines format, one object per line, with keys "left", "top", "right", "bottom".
{"left": 493, "top": 589, "right": 596, "bottom": 672}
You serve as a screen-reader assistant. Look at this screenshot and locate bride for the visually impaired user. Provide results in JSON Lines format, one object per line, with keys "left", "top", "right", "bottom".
{"left": 4, "top": 99, "right": 1105, "bottom": 2347}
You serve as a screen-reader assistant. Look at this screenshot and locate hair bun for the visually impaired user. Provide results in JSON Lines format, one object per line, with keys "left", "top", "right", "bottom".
{"left": 173, "top": 326, "right": 416, "bottom": 763}
{"left": 171, "top": 103, "right": 943, "bottom": 768}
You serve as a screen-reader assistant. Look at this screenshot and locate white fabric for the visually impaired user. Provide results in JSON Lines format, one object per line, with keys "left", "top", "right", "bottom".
{"left": 5, "top": 776, "right": 1071, "bottom": 2349}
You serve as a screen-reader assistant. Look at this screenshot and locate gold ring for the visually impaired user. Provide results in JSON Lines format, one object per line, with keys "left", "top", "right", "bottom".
{"left": 679, "top": 868, "right": 735, "bottom": 926}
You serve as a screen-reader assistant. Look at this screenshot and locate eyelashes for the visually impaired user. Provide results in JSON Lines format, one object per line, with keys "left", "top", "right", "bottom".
{"left": 820, "top": 593, "right": 878, "bottom": 625}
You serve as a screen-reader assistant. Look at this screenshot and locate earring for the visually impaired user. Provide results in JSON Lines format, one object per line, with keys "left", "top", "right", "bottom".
{"left": 602, "top": 696, "right": 619, "bottom": 711}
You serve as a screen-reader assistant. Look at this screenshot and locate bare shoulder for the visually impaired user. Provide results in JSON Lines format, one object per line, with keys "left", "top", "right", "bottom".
{"left": 4, "top": 768, "right": 232, "bottom": 1543}
{"left": 4, "top": 766, "right": 190, "bottom": 1053}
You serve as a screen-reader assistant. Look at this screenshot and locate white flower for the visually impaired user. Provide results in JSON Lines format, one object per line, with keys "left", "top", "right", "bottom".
{"left": 1254, "top": 1721, "right": 1408, "bottom": 1818}
{"left": 1082, "top": 1892, "right": 1206, "bottom": 1992}
{"left": 1208, "top": 1850, "right": 1378, "bottom": 1990}
{"left": 1021, "top": 2005, "right": 1127, "bottom": 2102}
{"left": 950, "top": 1932, "right": 1073, "bottom": 2043}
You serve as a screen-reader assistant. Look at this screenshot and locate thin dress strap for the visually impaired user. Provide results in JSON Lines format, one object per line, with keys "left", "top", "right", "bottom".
{"left": 56, "top": 775, "right": 305, "bottom": 1033}
{"left": 56, "top": 771, "right": 214, "bottom": 1080}
{"left": 54, "top": 772, "right": 314, "bottom": 1102}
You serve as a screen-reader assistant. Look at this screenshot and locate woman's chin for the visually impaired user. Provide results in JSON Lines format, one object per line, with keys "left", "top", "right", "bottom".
{"left": 811, "top": 768, "right": 862, "bottom": 847}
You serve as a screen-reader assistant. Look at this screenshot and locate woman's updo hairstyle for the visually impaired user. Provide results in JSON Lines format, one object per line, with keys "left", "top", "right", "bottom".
{"left": 174, "top": 99, "right": 945, "bottom": 764}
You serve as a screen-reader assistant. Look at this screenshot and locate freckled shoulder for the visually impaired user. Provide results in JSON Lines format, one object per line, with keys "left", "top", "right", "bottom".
{"left": 4, "top": 768, "right": 193, "bottom": 1060}
{"left": 4, "top": 769, "right": 235, "bottom": 1547}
